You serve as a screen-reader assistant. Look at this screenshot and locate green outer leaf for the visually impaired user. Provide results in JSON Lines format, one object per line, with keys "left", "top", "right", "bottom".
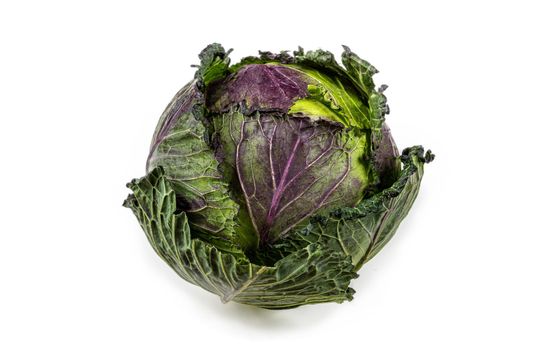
{"left": 341, "top": 45, "right": 378, "bottom": 94}
{"left": 267, "top": 146, "right": 432, "bottom": 270}
{"left": 124, "top": 168, "right": 357, "bottom": 309}
{"left": 341, "top": 46, "right": 389, "bottom": 145}
{"left": 146, "top": 81, "right": 242, "bottom": 255}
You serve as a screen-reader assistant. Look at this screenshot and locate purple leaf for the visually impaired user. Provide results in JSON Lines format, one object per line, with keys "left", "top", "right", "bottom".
{"left": 207, "top": 64, "right": 310, "bottom": 114}
{"left": 215, "top": 112, "right": 369, "bottom": 245}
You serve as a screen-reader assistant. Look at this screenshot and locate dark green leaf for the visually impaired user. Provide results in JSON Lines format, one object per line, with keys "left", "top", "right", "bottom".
{"left": 146, "top": 82, "right": 242, "bottom": 254}
{"left": 193, "top": 43, "right": 232, "bottom": 88}
{"left": 125, "top": 168, "right": 357, "bottom": 309}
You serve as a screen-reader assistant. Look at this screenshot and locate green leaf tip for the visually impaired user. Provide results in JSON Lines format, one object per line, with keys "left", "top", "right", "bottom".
{"left": 193, "top": 43, "right": 232, "bottom": 89}
{"left": 401, "top": 146, "right": 435, "bottom": 164}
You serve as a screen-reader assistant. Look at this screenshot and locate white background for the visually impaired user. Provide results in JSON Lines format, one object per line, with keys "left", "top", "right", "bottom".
{"left": 1, "top": 0, "right": 555, "bottom": 349}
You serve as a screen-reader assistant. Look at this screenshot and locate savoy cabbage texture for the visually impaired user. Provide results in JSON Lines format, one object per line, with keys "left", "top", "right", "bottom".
{"left": 124, "top": 43, "right": 433, "bottom": 309}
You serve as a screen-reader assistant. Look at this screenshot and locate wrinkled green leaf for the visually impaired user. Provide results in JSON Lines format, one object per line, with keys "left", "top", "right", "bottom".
{"left": 341, "top": 45, "right": 388, "bottom": 144}
{"left": 193, "top": 43, "right": 232, "bottom": 88}
{"left": 124, "top": 168, "right": 357, "bottom": 309}
{"left": 146, "top": 82, "right": 242, "bottom": 254}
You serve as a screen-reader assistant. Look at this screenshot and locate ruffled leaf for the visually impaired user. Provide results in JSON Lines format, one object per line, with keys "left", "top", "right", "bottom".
{"left": 265, "top": 146, "right": 432, "bottom": 270}
{"left": 124, "top": 168, "right": 357, "bottom": 309}
{"left": 341, "top": 45, "right": 389, "bottom": 144}
{"left": 146, "top": 81, "right": 242, "bottom": 254}
{"left": 193, "top": 43, "right": 232, "bottom": 89}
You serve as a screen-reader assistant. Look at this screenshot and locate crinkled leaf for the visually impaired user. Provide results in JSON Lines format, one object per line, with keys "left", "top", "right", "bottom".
{"left": 207, "top": 64, "right": 311, "bottom": 114}
{"left": 213, "top": 110, "right": 370, "bottom": 246}
{"left": 193, "top": 43, "right": 232, "bottom": 89}
{"left": 147, "top": 82, "right": 203, "bottom": 160}
{"left": 146, "top": 82, "right": 241, "bottom": 254}
{"left": 266, "top": 146, "right": 432, "bottom": 270}
{"left": 287, "top": 64, "right": 371, "bottom": 130}
{"left": 341, "top": 45, "right": 389, "bottom": 143}
{"left": 341, "top": 45, "right": 378, "bottom": 95}
{"left": 124, "top": 168, "right": 357, "bottom": 309}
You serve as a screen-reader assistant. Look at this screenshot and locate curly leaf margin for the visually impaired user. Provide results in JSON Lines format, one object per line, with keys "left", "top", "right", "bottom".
{"left": 124, "top": 168, "right": 357, "bottom": 309}
{"left": 265, "top": 146, "right": 434, "bottom": 270}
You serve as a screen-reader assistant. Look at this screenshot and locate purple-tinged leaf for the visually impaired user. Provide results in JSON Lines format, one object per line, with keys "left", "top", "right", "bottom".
{"left": 207, "top": 64, "right": 311, "bottom": 114}
{"left": 214, "top": 111, "right": 370, "bottom": 245}
{"left": 374, "top": 123, "right": 400, "bottom": 189}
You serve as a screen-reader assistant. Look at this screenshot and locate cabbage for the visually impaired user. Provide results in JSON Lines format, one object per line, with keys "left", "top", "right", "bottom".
{"left": 124, "top": 44, "right": 433, "bottom": 309}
